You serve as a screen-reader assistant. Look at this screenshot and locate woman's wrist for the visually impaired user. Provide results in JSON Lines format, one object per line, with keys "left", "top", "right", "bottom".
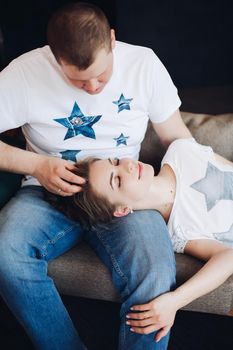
{"left": 171, "top": 288, "right": 194, "bottom": 310}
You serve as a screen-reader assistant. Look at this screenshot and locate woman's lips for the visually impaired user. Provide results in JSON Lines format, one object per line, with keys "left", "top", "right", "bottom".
{"left": 138, "top": 162, "right": 143, "bottom": 179}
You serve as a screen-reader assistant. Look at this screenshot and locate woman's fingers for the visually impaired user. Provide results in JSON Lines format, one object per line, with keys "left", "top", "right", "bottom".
{"left": 130, "top": 323, "right": 162, "bottom": 335}
{"left": 154, "top": 325, "right": 171, "bottom": 342}
{"left": 126, "top": 310, "right": 152, "bottom": 320}
{"left": 130, "top": 303, "right": 150, "bottom": 312}
{"left": 126, "top": 317, "right": 154, "bottom": 328}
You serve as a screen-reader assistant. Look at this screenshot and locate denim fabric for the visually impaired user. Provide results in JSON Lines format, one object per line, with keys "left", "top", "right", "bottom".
{"left": 0, "top": 186, "right": 176, "bottom": 350}
{"left": 0, "top": 186, "right": 85, "bottom": 350}
{"left": 86, "top": 210, "right": 176, "bottom": 349}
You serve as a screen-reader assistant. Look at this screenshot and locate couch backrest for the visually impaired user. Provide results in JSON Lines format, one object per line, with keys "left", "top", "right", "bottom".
{"left": 140, "top": 112, "right": 233, "bottom": 170}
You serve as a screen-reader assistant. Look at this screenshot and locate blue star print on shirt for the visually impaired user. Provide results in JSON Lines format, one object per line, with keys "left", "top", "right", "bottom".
{"left": 54, "top": 102, "right": 102, "bottom": 140}
{"left": 60, "top": 150, "right": 81, "bottom": 162}
{"left": 112, "top": 94, "right": 133, "bottom": 113}
{"left": 114, "top": 133, "right": 129, "bottom": 146}
{"left": 190, "top": 162, "right": 233, "bottom": 211}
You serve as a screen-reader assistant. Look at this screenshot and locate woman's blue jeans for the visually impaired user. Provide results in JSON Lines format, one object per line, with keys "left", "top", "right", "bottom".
{"left": 0, "top": 186, "right": 176, "bottom": 350}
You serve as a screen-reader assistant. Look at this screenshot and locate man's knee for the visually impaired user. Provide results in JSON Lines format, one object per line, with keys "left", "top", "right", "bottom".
{"left": 0, "top": 226, "right": 34, "bottom": 277}
{"left": 113, "top": 211, "right": 176, "bottom": 297}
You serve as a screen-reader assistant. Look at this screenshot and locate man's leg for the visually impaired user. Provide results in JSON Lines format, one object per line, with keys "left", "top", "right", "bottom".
{"left": 0, "top": 186, "right": 86, "bottom": 350}
{"left": 85, "top": 210, "right": 176, "bottom": 350}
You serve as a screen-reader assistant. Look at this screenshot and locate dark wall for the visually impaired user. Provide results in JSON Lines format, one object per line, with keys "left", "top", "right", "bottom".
{"left": 1, "top": 0, "right": 233, "bottom": 88}
{"left": 116, "top": 0, "right": 233, "bottom": 88}
{"left": 0, "top": 0, "right": 116, "bottom": 66}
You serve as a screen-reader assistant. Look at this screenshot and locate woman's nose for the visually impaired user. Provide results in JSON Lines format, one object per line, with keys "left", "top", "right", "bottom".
{"left": 126, "top": 160, "right": 135, "bottom": 173}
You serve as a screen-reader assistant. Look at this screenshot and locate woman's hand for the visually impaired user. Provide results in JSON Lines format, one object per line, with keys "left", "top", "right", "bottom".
{"left": 32, "top": 156, "right": 85, "bottom": 196}
{"left": 126, "top": 292, "right": 178, "bottom": 342}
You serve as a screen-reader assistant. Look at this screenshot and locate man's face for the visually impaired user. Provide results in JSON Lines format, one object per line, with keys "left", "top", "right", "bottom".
{"left": 89, "top": 158, "right": 155, "bottom": 208}
{"left": 60, "top": 48, "right": 113, "bottom": 95}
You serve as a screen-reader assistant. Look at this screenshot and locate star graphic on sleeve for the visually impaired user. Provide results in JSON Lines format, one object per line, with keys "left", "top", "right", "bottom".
{"left": 112, "top": 93, "right": 133, "bottom": 113}
{"left": 60, "top": 150, "right": 81, "bottom": 162}
{"left": 54, "top": 102, "right": 102, "bottom": 140}
{"left": 213, "top": 223, "right": 233, "bottom": 248}
{"left": 190, "top": 162, "right": 233, "bottom": 211}
{"left": 114, "top": 133, "right": 129, "bottom": 146}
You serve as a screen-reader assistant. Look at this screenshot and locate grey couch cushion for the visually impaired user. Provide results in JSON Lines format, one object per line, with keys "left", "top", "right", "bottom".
{"left": 48, "top": 242, "right": 120, "bottom": 302}
{"left": 48, "top": 242, "right": 233, "bottom": 315}
{"left": 140, "top": 112, "right": 233, "bottom": 169}
{"left": 175, "top": 254, "right": 233, "bottom": 315}
{"left": 181, "top": 112, "right": 233, "bottom": 161}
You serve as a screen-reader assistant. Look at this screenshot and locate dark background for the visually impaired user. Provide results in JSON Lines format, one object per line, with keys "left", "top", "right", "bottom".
{"left": 0, "top": 1, "right": 233, "bottom": 349}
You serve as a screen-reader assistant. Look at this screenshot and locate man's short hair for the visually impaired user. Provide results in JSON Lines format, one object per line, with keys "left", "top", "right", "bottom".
{"left": 47, "top": 2, "right": 111, "bottom": 69}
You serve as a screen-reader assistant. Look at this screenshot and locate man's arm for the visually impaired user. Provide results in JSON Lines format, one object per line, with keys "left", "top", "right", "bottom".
{"left": 152, "top": 109, "right": 191, "bottom": 147}
{"left": 0, "top": 140, "right": 84, "bottom": 195}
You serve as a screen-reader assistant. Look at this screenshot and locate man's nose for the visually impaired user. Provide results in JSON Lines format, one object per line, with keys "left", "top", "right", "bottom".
{"left": 85, "top": 79, "right": 99, "bottom": 92}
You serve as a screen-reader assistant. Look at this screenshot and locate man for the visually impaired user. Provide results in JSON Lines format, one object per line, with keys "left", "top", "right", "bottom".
{"left": 0, "top": 2, "right": 191, "bottom": 349}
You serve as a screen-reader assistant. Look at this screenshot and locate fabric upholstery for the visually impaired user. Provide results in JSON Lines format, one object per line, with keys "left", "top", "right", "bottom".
{"left": 48, "top": 242, "right": 233, "bottom": 315}
{"left": 140, "top": 112, "right": 233, "bottom": 170}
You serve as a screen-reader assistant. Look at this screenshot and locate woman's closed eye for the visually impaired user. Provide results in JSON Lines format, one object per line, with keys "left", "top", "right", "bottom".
{"left": 108, "top": 158, "right": 121, "bottom": 189}
{"left": 113, "top": 158, "right": 120, "bottom": 166}
{"left": 115, "top": 175, "right": 121, "bottom": 188}
{"left": 114, "top": 159, "right": 121, "bottom": 187}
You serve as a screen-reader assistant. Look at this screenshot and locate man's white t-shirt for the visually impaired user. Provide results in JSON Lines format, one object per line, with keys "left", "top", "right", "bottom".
{"left": 162, "top": 138, "right": 233, "bottom": 253}
{"left": 0, "top": 41, "right": 181, "bottom": 186}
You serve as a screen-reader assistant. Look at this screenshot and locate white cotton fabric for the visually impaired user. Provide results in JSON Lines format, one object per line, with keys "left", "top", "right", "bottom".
{"left": 162, "top": 138, "right": 233, "bottom": 253}
{"left": 0, "top": 41, "right": 180, "bottom": 186}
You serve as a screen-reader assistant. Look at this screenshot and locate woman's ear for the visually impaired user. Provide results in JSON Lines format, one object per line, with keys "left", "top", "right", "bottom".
{"left": 113, "top": 206, "right": 131, "bottom": 218}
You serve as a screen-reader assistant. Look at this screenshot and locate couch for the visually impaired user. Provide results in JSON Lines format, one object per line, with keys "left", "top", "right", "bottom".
{"left": 1, "top": 91, "right": 233, "bottom": 316}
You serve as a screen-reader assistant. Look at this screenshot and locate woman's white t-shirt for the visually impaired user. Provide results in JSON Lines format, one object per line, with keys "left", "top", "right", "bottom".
{"left": 162, "top": 138, "right": 233, "bottom": 253}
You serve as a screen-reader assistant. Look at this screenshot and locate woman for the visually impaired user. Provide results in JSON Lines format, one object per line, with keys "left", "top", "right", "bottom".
{"left": 46, "top": 137, "right": 233, "bottom": 342}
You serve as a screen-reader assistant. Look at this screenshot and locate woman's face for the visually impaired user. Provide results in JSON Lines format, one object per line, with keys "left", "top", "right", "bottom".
{"left": 88, "top": 158, "right": 154, "bottom": 208}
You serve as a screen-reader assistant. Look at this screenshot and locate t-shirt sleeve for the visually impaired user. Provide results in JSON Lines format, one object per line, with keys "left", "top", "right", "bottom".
{"left": 147, "top": 49, "right": 181, "bottom": 123}
{"left": 172, "top": 235, "right": 188, "bottom": 254}
{"left": 0, "top": 61, "right": 28, "bottom": 132}
{"left": 161, "top": 138, "right": 215, "bottom": 167}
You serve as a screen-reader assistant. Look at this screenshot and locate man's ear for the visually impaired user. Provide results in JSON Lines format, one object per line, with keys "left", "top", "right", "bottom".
{"left": 110, "top": 29, "right": 116, "bottom": 50}
{"left": 113, "top": 206, "right": 131, "bottom": 218}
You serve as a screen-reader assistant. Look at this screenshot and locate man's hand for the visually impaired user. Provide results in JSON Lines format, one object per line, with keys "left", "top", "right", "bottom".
{"left": 32, "top": 156, "right": 85, "bottom": 196}
{"left": 126, "top": 292, "right": 178, "bottom": 342}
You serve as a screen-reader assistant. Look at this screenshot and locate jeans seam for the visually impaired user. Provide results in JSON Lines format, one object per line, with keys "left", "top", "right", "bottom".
{"left": 39, "top": 224, "right": 78, "bottom": 259}
{"left": 96, "top": 230, "right": 130, "bottom": 296}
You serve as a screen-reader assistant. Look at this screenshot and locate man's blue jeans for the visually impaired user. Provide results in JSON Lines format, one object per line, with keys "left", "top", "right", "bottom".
{"left": 0, "top": 186, "right": 176, "bottom": 350}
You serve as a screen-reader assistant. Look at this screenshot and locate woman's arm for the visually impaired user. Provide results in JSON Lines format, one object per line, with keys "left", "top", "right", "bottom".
{"left": 172, "top": 240, "right": 233, "bottom": 308}
{"left": 126, "top": 240, "right": 233, "bottom": 342}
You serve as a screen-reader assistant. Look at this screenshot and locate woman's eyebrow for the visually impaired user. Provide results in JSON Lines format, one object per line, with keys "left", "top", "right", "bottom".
{"left": 108, "top": 158, "right": 114, "bottom": 190}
